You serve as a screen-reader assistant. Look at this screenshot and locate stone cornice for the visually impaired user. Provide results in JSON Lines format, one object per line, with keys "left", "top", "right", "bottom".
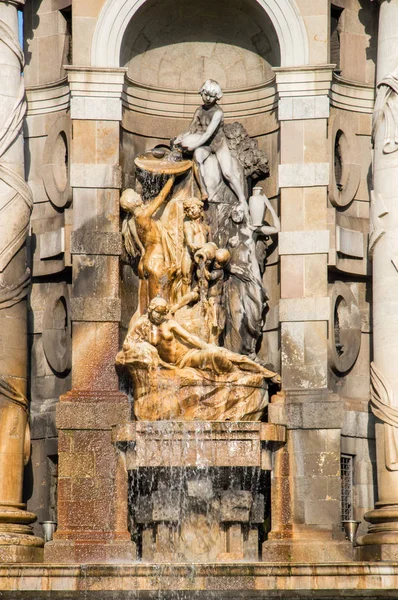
{"left": 274, "top": 64, "right": 335, "bottom": 97}
{"left": 123, "top": 76, "right": 277, "bottom": 121}
{"left": 65, "top": 66, "right": 127, "bottom": 120}
{"left": 26, "top": 77, "right": 70, "bottom": 116}
{"left": 330, "top": 73, "right": 375, "bottom": 114}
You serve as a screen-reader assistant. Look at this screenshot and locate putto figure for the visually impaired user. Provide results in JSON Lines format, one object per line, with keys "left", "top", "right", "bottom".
{"left": 181, "top": 197, "right": 211, "bottom": 296}
{"left": 175, "top": 79, "right": 247, "bottom": 206}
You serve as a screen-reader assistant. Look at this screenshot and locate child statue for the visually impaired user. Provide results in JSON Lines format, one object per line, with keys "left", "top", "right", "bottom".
{"left": 175, "top": 79, "right": 247, "bottom": 206}
{"left": 181, "top": 197, "right": 211, "bottom": 296}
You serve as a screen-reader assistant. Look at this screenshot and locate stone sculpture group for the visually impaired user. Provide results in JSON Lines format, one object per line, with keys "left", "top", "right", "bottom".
{"left": 116, "top": 80, "right": 280, "bottom": 421}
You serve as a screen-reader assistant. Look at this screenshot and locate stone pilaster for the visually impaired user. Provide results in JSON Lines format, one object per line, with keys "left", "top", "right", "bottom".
{"left": 44, "top": 67, "right": 135, "bottom": 563}
{"left": 357, "top": 0, "right": 398, "bottom": 561}
{"left": 263, "top": 66, "right": 352, "bottom": 562}
{"left": 0, "top": 0, "right": 43, "bottom": 562}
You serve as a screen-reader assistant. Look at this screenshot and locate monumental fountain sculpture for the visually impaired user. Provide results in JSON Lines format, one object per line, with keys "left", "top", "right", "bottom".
{"left": 116, "top": 80, "right": 281, "bottom": 422}
{"left": 111, "top": 80, "right": 283, "bottom": 562}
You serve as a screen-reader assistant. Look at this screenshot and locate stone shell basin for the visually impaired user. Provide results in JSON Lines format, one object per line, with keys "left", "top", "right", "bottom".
{"left": 134, "top": 153, "right": 192, "bottom": 175}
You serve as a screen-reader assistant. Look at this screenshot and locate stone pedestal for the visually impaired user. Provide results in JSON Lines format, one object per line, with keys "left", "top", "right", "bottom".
{"left": 264, "top": 391, "right": 353, "bottom": 562}
{"left": 44, "top": 66, "right": 135, "bottom": 563}
{"left": 261, "top": 66, "right": 352, "bottom": 562}
{"left": 114, "top": 422, "right": 285, "bottom": 562}
{"left": 44, "top": 391, "right": 135, "bottom": 563}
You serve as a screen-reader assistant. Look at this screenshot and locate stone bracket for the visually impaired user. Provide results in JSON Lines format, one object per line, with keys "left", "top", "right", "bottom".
{"left": 336, "top": 225, "right": 364, "bottom": 259}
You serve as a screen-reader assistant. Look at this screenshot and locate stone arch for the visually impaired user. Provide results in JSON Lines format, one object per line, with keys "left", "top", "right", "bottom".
{"left": 91, "top": 0, "right": 309, "bottom": 68}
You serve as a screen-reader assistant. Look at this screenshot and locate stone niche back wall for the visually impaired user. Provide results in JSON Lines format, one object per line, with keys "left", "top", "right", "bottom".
{"left": 120, "top": 0, "right": 280, "bottom": 91}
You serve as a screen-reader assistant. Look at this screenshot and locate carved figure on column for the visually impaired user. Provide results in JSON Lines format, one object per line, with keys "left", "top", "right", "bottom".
{"left": 224, "top": 204, "right": 266, "bottom": 358}
{"left": 181, "top": 197, "right": 211, "bottom": 296}
{"left": 373, "top": 64, "right": 398, "bottom": 154}
{"left": 0, "top": 4, "right": 43, "bottom": 561}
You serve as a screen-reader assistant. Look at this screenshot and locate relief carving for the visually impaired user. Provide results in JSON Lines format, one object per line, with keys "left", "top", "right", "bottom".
{"left": 370, "top": 362, "right": 398, "bottom": 471}
{"left": 373, "top": 66, "right": 398, "bottom": 154}
{"left": 0, "top": 19, "right": 33, "bottom": 275}
{"left": 369, "top": 190, "right": 388, "bottom": 258}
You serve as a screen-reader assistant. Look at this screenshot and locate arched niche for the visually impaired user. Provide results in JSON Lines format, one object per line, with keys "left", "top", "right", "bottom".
{"left": 120, "top": 0, "right": 280, "bottom": 91}
{"left": 91, "top": 0, "right": 309, "bottom": 69}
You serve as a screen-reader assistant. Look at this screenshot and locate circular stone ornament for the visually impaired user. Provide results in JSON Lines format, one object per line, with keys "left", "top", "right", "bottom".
{"left": 329, "top": 281, "right": 361, "bottom": 374}
{"left": 42, "top": 115, "right": 72, "bottom": 209}
{"left": 42, "top": 285, "right": 72, "bottom": 374}
{"left": 328, "top": 113, "right": 361, "bottom": 208}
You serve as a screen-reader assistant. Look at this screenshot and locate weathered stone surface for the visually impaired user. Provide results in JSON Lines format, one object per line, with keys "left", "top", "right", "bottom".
{"left": 71, "top": 231, "right": 122, "bottom": 256}
{"left": 269, "top": 395, "right": 344, "bottom": 430}
{"left": 152, "top": 490, "right": 180, "bottom": 522}
{"left": 250, "top": 494, "right": 265, "bottom": 524}
{"left": 134, "top": 496, "right": 153, "bottom": 524}
{"left": 70, "top": 297, "right": 121, "bottom": 322}
{"left": 220, "top": 491, "right": 253, "bottom": 522}
{"left": 187, "top": 479, "right": 214, "bottom": 501}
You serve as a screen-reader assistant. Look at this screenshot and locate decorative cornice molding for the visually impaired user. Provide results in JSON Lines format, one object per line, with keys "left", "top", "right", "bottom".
{"left": 330, "top": 74, "right": 375, "bottom": 114}
{"left": 26, "top": 78, "right": 70, "bottom": 116}
{"left": 123, "top": 76, "right": 277, "bottom": 121}
{"left": 274, "top": 64, "right": 334, "bottom": 97}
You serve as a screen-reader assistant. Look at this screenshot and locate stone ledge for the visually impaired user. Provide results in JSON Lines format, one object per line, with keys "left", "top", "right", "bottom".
{"left": 0, "top": 563, "right": 398, "bottom": 596}
{"left": 71, "top": 231, "right": 122, "bottom": 256}
{"left": 112, "top": 421, "right": 286, "bottom": 470}
{"left": 330, "top": 74, "right": 375, "bottom": 115}
{"left": 26, "top": 77, "right": 70, "bottom": 117}
{"left": 66, "top": 66, "right": 126, "bottom": 95}
{"left": 275, "top": 65, "right": 334, "bottom": 98}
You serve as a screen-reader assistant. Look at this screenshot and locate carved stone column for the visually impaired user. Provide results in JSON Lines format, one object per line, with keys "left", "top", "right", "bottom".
{"left": 357, "top": 0, "right": 398, "bottom": 561}
{"left": 0, "top": 0, "right": 43, "bottom": 562}
{"left": 44, "top": 67, "right": 135, "bottom": 563}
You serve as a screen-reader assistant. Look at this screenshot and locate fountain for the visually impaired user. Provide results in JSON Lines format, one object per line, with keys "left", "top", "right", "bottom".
{"left": 113, "top": 81, "right": 283, "bottom": 563}
{"left": 0, "top": 0, "right": 396, "bottom": 596}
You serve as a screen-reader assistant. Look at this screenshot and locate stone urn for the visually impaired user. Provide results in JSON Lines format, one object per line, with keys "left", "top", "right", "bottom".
{"left": 248, "top": 186, "right": 267, "bottom": 227}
